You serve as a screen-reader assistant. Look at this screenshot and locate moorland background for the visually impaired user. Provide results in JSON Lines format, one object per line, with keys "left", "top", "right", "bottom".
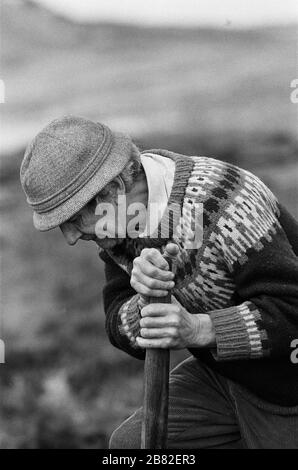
{"left": 0, "top": 0, "right": 297, "bottom": 448}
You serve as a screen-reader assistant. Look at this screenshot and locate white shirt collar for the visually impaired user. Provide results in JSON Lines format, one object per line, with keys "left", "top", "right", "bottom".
{"left": 139, "top": 153, "right": 175, "bottom": 237}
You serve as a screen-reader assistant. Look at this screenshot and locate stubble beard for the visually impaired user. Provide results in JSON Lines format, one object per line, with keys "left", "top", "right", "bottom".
{"left": 94, "top": 237, "right": 124, "bottom": 250}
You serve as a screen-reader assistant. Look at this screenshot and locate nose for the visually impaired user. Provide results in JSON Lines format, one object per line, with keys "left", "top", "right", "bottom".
{"left": 60, "top": 222, "right": 82, "bottom": 246}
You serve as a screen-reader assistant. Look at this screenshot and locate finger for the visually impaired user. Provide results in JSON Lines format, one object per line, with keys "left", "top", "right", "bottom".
{"left": 140, "top": 315, "right": 178, "bottom": 328}
{"left": 141, "top": 304, "right": 179, "bottom": 317}
{"left": 141, "top": 248, "right": 170, "bottom": 270}
{"left": 136, "top": 258, "right": 175, "bottom": 281}
{"left": 140, "top": 327, "right": 177, "bottom": 339}
{"left": 136, "top": 336, "right": 172, "bottom": 349}
{"left": 136, "top": 271, "right": 175, "bottom": 291}
{"left": 131, "top": 280, "right": 169, "bottom": 298}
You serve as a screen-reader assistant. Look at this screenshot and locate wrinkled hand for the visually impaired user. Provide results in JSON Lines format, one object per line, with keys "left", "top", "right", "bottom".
{"left": 136, "top": 296, "right": 202, "bottom": 349}
{"left": 130, "top": 247, "right": 175, "bottom": 298}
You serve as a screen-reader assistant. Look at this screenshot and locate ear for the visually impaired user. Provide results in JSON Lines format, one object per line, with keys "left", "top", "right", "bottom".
{"left": 113, "top": 175, "right": 126, "bottom": 195}
{"left": 94, "top": 193, "right": 103, "bottom": 206}
{"left": 94, "top": 177, "right": 125, "bottom": 207}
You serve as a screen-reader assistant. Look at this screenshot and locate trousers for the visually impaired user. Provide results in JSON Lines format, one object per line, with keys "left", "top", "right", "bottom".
{"left": 109, "top": 356, "right": 298, "bottom": 449}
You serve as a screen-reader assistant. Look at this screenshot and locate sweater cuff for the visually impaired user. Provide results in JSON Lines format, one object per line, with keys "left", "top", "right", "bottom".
{"left": 209, "top": 302, "right": 267, "bottom": 361}
{"left": 118, "top": 294, "right": 145, "bottom": 349}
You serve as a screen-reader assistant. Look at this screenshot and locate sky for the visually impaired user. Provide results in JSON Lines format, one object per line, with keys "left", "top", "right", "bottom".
{"left": 34, "top": 0, "right": 298, "bottom": 27}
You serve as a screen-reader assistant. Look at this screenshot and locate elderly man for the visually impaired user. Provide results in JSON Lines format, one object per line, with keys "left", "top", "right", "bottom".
{"left": 21, "top": 115, "right": 298, "bottom": 449}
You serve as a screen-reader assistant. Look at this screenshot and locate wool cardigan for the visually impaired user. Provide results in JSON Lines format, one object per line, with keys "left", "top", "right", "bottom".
{"left": 99, "top": 149, "right": 298, "bottom": 406}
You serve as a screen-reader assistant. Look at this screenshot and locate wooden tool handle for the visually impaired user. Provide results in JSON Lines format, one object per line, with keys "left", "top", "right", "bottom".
{"left": 141, "top": 243, "right": 179, "bottom": 449}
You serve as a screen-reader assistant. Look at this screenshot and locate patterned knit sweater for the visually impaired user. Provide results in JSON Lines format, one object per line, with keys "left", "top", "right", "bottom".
{"left": 99, "top": 149, "right": 298, "bottom": 406}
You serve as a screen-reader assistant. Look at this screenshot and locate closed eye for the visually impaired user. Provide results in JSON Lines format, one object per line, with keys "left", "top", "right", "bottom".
{"left": 73, "top": 214, "right": 83, "bottom": 227}
{"left": 67, "top": 213, "right": 82, "bottom": 227}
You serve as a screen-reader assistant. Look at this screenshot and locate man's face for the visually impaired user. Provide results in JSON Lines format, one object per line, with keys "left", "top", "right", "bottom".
{"left": 60, "top": 198, "right": 122, "bottom": 250}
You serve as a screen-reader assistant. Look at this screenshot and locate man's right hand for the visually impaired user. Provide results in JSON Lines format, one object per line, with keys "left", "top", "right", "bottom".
{"left": 130, "top": 248, "right": 175, "bottom": 298}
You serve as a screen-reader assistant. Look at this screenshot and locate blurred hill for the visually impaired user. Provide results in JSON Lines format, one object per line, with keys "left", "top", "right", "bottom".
{"left": 0, "top": 0, "right": 297, "bottom": 449}
{"left": 1, "top": 0, "right": 297, "bottom": 152}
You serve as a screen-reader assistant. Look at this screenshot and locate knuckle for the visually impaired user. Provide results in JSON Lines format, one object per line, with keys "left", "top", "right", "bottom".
{"left": 155, "top": 291, "right": 164, "bottom": 297}
{"left": 150, "top": 248, "right": 160, "bottom": 260}
{"left": 150, "top": 267, "right": 159, "bottom": 277}
{"left": 141, "top": 248, "right": 149, "bottom": 257}
{"left": 140, "top": 328, "right": 146, "bottom": 337}
{"left": 141, "top": 305, "right": 148, "bottom": 315}
{"left": 145, "top": 306, "right": 153, "bottom": 316}
{"left": 172, "top": 328, "right": 179, "bottom": 338}
{"left": 143, "top": 286, "right": 152, "bottom": 296}
{"left": 147, "top": 278, "right": 155, "bottom": 288}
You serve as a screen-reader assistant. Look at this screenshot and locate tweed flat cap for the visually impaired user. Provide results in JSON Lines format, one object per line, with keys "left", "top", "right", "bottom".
{"left": 20, "top": 115, "right": 132, "bottom": 231}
